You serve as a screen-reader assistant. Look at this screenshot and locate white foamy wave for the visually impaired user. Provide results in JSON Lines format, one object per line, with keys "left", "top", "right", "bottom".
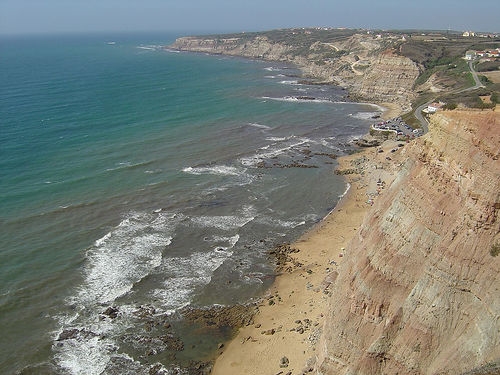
{"left": 55, "top": 211, "right": 183, "bottom": 374}
{"left": 136, "top": 45, "right": 161, "bottom": 51}
{"left": 316, "top": 137, "right": 337, "bottom": 148}
{"left": 242, "top": 272, "right": 267, "bottom": 284}
{"left": 207, "top": 234, "right": 240, "bottom": 251}
{"left": 182, "top": 165, "right": 243, "bottom": 176}
{"left": 241, "top": 204, "right": 257, "bottom": 217}
{"left": 264, "top": 66, "right": 280, "bottom": 71}
{"left": 279, "top": 80, "right": 299, "bottom": 85}
{"left": 239, "top": 137, "right": 311, "bottom": 167}
{"left": 247, "top": 122, "right": 271, "bottom": 130}
{"left": 144, "top": 169, "right": 162, "bottom": 174}
{"left": 94, "top": 232, "right": 111, "bottom": 247}
{"left": 78, "top": 235, "right": 167, "bottom": 304}
{"left": 55, "top": 334, "right": 116, "bottom": 375}
{"left": 257, "top": 216, "right": 306, "bottom": 228}
{"left": 191, "top": 215, "right": 254, "bottom": 230}
{"left": 261, "top": 96, "right": 332, "bottom": 103}
{"left": 222, "top": 234, "right": 240, "bottom": 248}
{"left": 105, "top": 160, "right": 153, "bottom": 172}
{"left": 73, "top": 212, "right": 178, "bottom": 305}
{"left": 265, "top": 136, "right": 288, "bottom": 142}
{"left": 55, "top": 326, "right": 152, "bottom": 375}
{"left": 339, "top": 183, "right": 351, "bottom": 200}
{"left": 152, "top": 249, "right": 233, "bottom": 310}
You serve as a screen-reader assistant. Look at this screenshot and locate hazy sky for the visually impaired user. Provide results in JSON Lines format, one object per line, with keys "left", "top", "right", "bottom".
{"left": 1, "top": 0, "right": 499, "bottom": 35}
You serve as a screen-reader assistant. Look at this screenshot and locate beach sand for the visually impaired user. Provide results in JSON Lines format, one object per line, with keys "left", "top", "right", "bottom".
{"left": 212, "top": 138, "right": 407, "bottom": 375}
{"left": 379, "top": 102, "right": 404, "bottom": 120}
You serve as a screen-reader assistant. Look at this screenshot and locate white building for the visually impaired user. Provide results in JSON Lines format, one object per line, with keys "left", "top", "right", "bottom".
{"left": 465, "top": 50, "right": 476, "bottom": 60}
{"left": 427, "top": 102, "right": 444, "bottom": 113}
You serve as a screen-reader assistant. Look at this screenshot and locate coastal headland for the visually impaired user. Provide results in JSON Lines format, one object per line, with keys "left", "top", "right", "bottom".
{"left": 169, "top": 29, "right": 500, "bottom": 374}
{"left": 170, "top": 28, "right": 500, "bottom": 124}
{"left": 170, "top": 29, "right": 420, "bottom": 116}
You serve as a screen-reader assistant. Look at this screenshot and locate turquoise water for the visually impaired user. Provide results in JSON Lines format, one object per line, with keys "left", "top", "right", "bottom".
{"left": 0, "top": 32, "right": 379, "bottom": 374}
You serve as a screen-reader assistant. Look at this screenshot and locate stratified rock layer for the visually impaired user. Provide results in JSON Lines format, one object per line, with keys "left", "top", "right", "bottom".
{"left": 170, "top": 33, "right": 419, "bottom": 111}
{"left": 316, "top": 110, "right": 500, "bottom": 374}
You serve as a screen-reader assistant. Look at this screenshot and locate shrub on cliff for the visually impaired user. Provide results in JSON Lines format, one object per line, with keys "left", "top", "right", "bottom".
{"left": 490, "top": 243, "right": 500, "bottom": 257}
{"left": 442, "top": 103, "right": 458, "bottom": 110}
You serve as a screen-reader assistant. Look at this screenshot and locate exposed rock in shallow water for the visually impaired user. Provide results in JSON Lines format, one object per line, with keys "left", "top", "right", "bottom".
{"left": 355, "top": 134, "right": 382, "bottom": 147}
{"left": 269, "top": 243, "right": 302, "bottom": 273}
{"left": 101, "top": 306, "right": 119, "bottom": 319}
{"left": 57, "top": 328, "right": 98, "bottom": 341}
{"left": 180, "top": 303, "right": 257, "bottom": 331}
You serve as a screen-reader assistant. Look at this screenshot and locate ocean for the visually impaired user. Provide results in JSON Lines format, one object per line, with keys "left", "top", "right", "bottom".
{"left": 0, "top": 32, "right": 380, "bottom": 374}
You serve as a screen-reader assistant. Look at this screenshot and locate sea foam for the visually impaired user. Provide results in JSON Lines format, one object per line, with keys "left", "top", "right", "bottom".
{"left": 55, "top": 211, "right": 182, "bottom": 374}
{"left": 74, "top": 213, "right": 173, "bottom": 305}
{"left": 182, "top": 165, "right": 243, "bottom": 176}
{"left": 191, "top": 215, "right": 254, "bottom": 230}
{"left": 151, "top": 245, "right": 236, "bottom": 311}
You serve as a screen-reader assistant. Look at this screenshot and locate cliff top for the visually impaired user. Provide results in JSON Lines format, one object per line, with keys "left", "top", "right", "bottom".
{"left": 171, "top": 28, "right": 500, "bottom": 123}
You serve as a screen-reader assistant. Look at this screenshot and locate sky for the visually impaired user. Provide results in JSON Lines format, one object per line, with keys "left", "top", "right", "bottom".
{"left": 1, "top": 0, "right": 499, "bottom": 36}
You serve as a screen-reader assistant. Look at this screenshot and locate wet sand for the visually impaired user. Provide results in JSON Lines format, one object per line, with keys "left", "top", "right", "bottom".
{"left": 212, "top": 138, "right": 407, "bottom": 375}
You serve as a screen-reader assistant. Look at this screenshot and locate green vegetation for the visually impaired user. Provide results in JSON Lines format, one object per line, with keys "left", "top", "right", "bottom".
{"left": 490, "top": 243, "right": 500, "bottom": 257}
{"left": 479, "top": 75, "right": 492, "bottom": 84}
{"left": 399, "top": 35, "right": 500, "bottom": 117}
{"left": 436, "top": 83, "right": 499, "bottom": 109}
{"left": 414, "top": 58, "right": 473, "bottom": 90}
{"left": 400, "top": 37, "right": 499, "bottom": 67}
{"left": 476, "top": 60, "right": 500, "bottom": 72}
{"left": 442, "top": 103, "right": 457, "bottom": 110}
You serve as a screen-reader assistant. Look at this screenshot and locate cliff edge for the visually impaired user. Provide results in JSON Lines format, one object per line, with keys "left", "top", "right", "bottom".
{"left": 316, "top": 109, "right": 500, "bottom": 374}
{"left": 170, "top": 31, "right": 419, "bottom": 112}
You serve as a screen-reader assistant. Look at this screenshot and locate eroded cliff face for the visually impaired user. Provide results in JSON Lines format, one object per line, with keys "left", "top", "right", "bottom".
{"left": 170, "top": 34, "right": 419, "bottom": 111}
{"left": 317, "top": 110, "right": 500, "bottom": 374}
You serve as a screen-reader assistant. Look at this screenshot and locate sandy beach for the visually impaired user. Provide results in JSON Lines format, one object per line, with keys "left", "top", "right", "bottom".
{"left": 212, "top": 136, "right": 407, "bottom": 375}
{"left": 379, "top": 102, "right": 404, "bottom": 120}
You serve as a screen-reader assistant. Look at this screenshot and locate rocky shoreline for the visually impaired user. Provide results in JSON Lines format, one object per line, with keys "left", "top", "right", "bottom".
{"left": 209, "top": 109, "right": 500, "bottom": 375}
{"left": 209, "top": 136, "right": 403, "bottom": 374}
{"left": 169, "top": 31, "right": 419, "bottom": 114}
{"left": 167, "top": 30, "right": 500, "bottom": 374}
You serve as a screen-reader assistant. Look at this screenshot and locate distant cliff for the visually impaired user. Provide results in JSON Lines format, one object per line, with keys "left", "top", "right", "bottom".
{"left": 170, "top": 31, "right": 419, "bottom": 112}
{"left": 316, "top": 109, "right": 500, "bottom": 374}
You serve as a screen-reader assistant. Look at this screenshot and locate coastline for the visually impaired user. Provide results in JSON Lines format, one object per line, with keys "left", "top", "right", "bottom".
{"left": 211, "top": 129, "right": 406, "bottom": 374}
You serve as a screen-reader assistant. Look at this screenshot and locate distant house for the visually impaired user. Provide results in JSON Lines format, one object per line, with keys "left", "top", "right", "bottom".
{"left": 427, "top": 102, "right": 444, "bottom": 113}
{"left": 487, "top": 49, "right": 500, "bottom": 58}
{"left": 463, "top": 31, "right": 476, "bottom": 37}
{"left": 465, "top": 50, "right": 476, "bottom": 60}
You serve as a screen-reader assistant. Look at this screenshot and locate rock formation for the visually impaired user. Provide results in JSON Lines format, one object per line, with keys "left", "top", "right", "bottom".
{"left": 170, "top": 32, "right": 419, "bottom": 111}
{"left": 316, "top": 110, "right": 500, "bottom": 374}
